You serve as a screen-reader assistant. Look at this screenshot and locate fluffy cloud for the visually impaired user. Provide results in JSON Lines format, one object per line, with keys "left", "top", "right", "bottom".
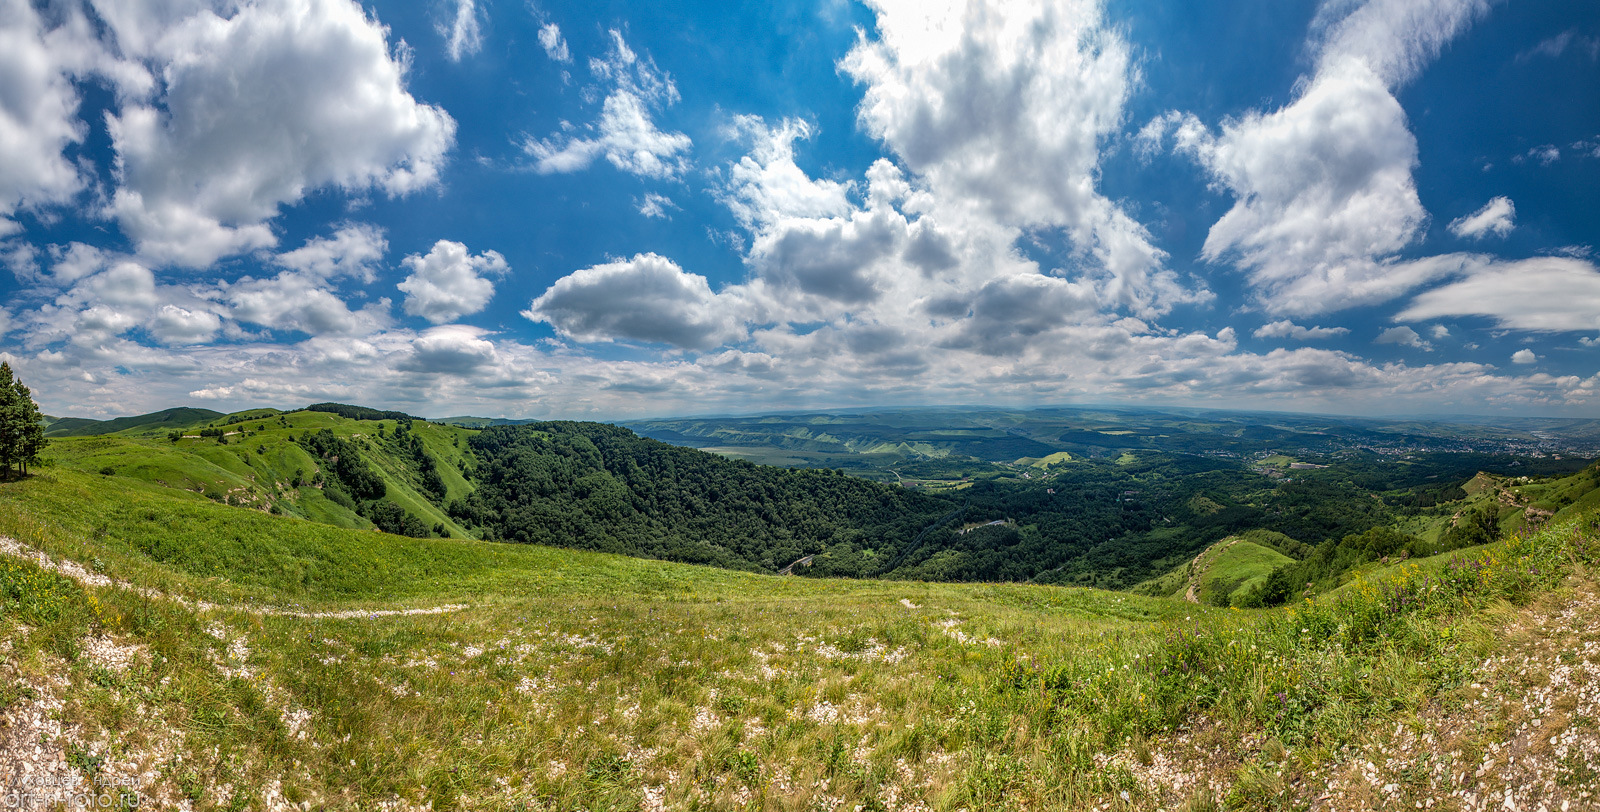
{"left": 439, "top": 0, "right": 483, "bottom": 62}
{"left": 227, "top": 272, "right": 384, "bottom": 336}
{"left": 17, "top": 258, "right": 232, "bottom": 355}
{"left": 1375, "top": 326, "right": 1430, "bottom": 349}
{"left": 840, "top": 0, "right": 1189, "bottom": 315}
{"left": 1397, "top": 256, "right": 1600, "bottom": 332}
{"left": 1153, "top": 0, "right": 1491, "bottom": 314}
{"left": 1447, "top": 196, "right": 1515, "bottom": 240}
{"left": 1307, "top": 0, "right": 1492, "bottom": 87}
{"left": 537, "top": 22, "right": 570, "bottom": 63}
{"left": 6, "top": 0, "right": 1596, "bottom": 422}
{"left": 79, "top": 261, "right": 159, "bottom": 311}
{"left": 397, "top": 240, "right": 507, "bottom": 324}
{"left": 1511, "top": 349, "right": 1538, "bottom": 364}
{"left": 148, "top": 304, "right": 222, "bottom": 345}
{"left": 104, "top": 0, "right": 455, "bottom": 266}
{"left": 524, "top": 253, "right": 747, "bottom": 350}
{"left": 46, "top": 242, "right": 111, "bottom": 285}
{"left": 274, "top": 223, "right": 388, "bottom": 281}
{"left": 747, "top": 204, "right": 905, "bottom": 306}
{"left": 1253, "top": 320, "right": 1351, "bottom": 340}
{"left": 717, "top": 118, "right": 853, "bottom": 228}
{"left": 221, "top": 227, "right": 394, "bottom": 335}
{"left": 0, "top": 2, "right": 100, "bottom": 233}
{"left": 398, "top": 325, "right": 499, "bottom": 374}
{"left": 524, "top": 31, "right": 690, "bottom": 179}
{"left": 934, "top": 274, "right": 1100, "bottom": 356}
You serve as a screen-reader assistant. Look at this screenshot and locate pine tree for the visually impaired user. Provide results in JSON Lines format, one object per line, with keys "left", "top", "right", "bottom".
{"left": 0, "top": 362, "right": 18, "bottom": 475}
{"left": 0, "top": 362, "right": 47, "bottom": 478}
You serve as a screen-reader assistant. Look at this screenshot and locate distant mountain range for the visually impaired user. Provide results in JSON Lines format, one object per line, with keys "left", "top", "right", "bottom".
{"left": 43, "top": 407, "right": 226, "bottom": 437}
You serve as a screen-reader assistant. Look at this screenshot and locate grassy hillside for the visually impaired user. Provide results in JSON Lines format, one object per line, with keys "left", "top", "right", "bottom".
{"left": 1194, "top": 540, "right": 1294, "bottom": 607}
{"left": 45, "top": 408, "right": 477, "bottom": 539}
{"left": 1130, "top": 533, "right": 1294, "bottom": 607}
{"left": 2, "top": 454, "right": 1597, "bottom": 810}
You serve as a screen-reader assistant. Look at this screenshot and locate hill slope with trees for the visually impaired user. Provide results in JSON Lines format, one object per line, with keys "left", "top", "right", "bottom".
{"left": 448, "top": 422, "right": 953, "bottom": 572}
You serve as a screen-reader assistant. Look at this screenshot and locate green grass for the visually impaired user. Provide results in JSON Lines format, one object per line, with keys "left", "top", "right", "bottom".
{"left": 44, "top": 408, "right": 477, "bottom": 538}
{"left": 1197, "top": 541, "right": 1294, "bottom": 608}
{"left": 1129, "top": 537, "right": 1293, "bottom": 606}
{"left": 1015, "top": 451, "right": 1074, "bottom": 468}
{"left": 1128, "top": 564, "right": 1187, "bottom": 599}
{"left": 1, "top": 452, "right": 1597, "bottom": 810}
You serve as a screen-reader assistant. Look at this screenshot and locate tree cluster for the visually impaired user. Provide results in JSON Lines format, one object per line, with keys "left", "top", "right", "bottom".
{"left": 304, "top": 402, "right": 417, "bottom": 422}
{"left": 0, "top": 363, "right": 47, "bottom": 478}
{"left": 295, "top": 428, "right": 431, "bottom": 538}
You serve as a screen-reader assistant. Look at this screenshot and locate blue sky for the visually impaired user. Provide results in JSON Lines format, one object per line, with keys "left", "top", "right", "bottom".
{"left": 1, "top": 0, "right": 1598, "bottom": 420}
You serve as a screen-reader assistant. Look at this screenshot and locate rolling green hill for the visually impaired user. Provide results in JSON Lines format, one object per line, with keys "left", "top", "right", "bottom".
{"left": 1192, "top": 539, "right": 1294, "bottom": 607}
{"left": 1130, "top": 530, "right": 1297, "bottom": 607}
{"left": 43, "top": 406, "right": 225, "bottom": 437}
{"left": 45, "top": 407, "right": 477, "bottom": 539}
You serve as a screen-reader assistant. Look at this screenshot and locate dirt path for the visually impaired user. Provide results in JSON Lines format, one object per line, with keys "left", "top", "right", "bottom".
{"left": 0, "top": 536, "right": 468, "bottom": 619}
{"left": 1183, "top": 537, "right": 1238, "bottom": 604}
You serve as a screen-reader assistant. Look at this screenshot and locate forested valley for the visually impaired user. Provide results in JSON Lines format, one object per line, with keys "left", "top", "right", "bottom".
{"left": 445, "top": 420, "right": 1600, "bottom": 599}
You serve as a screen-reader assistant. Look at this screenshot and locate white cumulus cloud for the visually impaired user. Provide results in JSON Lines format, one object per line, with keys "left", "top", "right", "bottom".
{"left": 840, "top": 0, "right": 1191, "bottom": 315}
{"left": 1511, "top": 348, "right": 1537, "bottom": 364}
{"left": 0, "top": 2, "right": 100, "bottom": 233}
{"left": 398, "top": 325, "right": 500, "bottom": 374}
{"left": 1375, "top": 325, "right": 1430, "bottom": 349}
{"left": 1155, "top": 0, "right": 1492, "bottom": 314}
{"left": 524, "top": 253, "right": 747, "bottom": 350}
{"left": 274, "top": 223, "right": 388, "bottom": 281}
{"left": 148, "top": 304, "right": 222, "bottom": 345}
{"left": 1253, "top": 320, "right": 1351, "bottom": 340}
{"left": 227, "top": 272, "right": 384, "bottom": 336}
{"left": 104, "top": 0, "right": 456, "bottom": 267}
{"left": 1448, "top": 196, "right": 1515, "bottom": 240}
{"left": 397, "top": 240, "right": 508, "bottom": 324}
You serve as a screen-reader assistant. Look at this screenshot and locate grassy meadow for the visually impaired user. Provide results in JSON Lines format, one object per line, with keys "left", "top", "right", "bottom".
{"left": 2, "top": 434, "right": 1598, "bottom": 810}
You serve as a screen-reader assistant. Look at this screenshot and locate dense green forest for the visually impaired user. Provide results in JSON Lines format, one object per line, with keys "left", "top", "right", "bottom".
{"left": 448, "top": 422, "right": 952, "bottom": 572}
{"left": 444, "top": 420, "right": 1598, "bottom": 589}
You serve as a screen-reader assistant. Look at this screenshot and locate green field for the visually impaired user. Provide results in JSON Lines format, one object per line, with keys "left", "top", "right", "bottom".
{"left": 3, "top": 427, "right": 1598, "bottom": 809}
